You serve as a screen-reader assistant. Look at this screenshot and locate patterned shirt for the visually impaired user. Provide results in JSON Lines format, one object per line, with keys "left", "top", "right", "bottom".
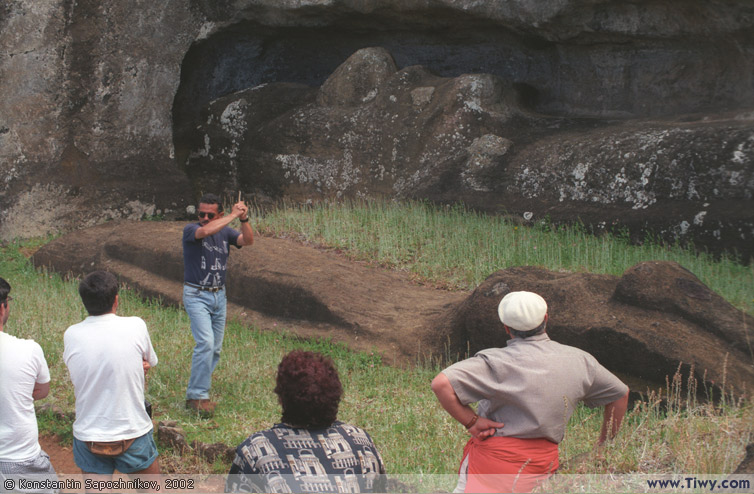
{"left": 443, "top": 333, "right": 628, "bottom": 443}
{"left": 226, "top": 422, "right": 386, "bottom": 493}
{"left": 182, "top": 223, "right": 241, "bottom": 287}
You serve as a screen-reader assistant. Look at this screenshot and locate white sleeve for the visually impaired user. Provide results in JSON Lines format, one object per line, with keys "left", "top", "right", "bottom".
{"left": 33, "top": 342, "right": 51, "bottom": 384}
{"left": 140, "top": 319, "right": 158, "bottom": 367}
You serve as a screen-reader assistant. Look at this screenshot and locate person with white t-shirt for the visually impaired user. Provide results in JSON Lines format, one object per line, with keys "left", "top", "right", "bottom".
{"left": 0, "top": 276, "right": 58, "bottom": 493}
{"left": 63, "top": 271, "right": 160, "bottom": 482}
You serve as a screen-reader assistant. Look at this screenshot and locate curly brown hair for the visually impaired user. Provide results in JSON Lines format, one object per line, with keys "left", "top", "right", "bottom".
{"left": 275, "top": 350, "right": 343, "bottom": 428}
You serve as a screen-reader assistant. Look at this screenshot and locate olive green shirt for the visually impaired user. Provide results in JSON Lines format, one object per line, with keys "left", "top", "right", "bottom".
{"left": 442, "top": 333, "right": 628, "bottom": 443}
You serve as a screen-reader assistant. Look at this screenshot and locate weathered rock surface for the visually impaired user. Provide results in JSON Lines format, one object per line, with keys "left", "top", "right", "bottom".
{"left": 2, "top": 0, "right": 753, "bottom": 260}
{"left": 184, "top": 46, "right": 754, "bottom": 258}
{"left": 0, "top": 0, "right": 196, "bottom": 239}
{"left": 733, "top": 443, "right": 754, "bottom": 474}
{"left": 157, "top": 421, "right": 190, "bottom": 454}
{"left": 444, "top": 262, "right": 754, "bottom": 397}
{"left": 31, "top": 222, "right": 754, "bottom": 396}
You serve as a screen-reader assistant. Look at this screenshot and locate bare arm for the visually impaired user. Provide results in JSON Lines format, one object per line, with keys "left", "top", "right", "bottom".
{"left": 598, "top": 390, "right": 629, "bottom": 445}
{"left": 32, "top": 381, "right": 50, "bottom": 401}
{"left": 235, "top": 203, "right": 254, "bottom": 247}
{"left": 431, "top": 372, "right": 504, "bottom": 440}
{"left": 194, "top": 207, "right": 243, "bottom": 240}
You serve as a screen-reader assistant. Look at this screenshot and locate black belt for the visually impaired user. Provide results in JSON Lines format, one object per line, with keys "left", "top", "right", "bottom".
{"left": 184, "top": 282, "right": 224, "bottom": 292}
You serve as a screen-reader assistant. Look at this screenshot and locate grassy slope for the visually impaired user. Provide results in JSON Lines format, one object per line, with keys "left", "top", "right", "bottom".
{"left": 2, "top": 200, "right": 752, "bottom": 481}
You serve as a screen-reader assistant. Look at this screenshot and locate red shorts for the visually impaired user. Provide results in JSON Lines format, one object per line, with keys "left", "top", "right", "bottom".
{"left": 461, "top": 436, "right": 559, "bottom": 493}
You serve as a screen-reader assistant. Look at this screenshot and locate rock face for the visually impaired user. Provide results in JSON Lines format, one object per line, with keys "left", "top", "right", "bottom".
{"left": 184, "top": 46, "right": 754, "bottom": 258}
{"left": 733, "top": 443, "right": 754, "bottom": 474}
{"left": 2, "top": 0, "right": 753, "bottom": 258}
{"left": 0, "top": 0, "right": 196, "bottom": 239}
{"left": 31, "top": 222, "right": 754, "bottom": 397}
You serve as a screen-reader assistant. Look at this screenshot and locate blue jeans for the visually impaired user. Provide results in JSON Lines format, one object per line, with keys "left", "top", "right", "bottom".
{"left": 184, "top": 285, "right": 227, "bottom": 400}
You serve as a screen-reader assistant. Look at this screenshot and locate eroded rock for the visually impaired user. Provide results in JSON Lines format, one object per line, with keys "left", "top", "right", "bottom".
{"left": 441, "top": 263, "right": 754, "bottom": 397}
{"left": 2, "top": 0, "right": 752, "bottom": 258}
{"left": 183, "top": 45, "right": 754, "bottom": 259}
{"left": 157, "top": 420, "right": 189, "bottom": 454}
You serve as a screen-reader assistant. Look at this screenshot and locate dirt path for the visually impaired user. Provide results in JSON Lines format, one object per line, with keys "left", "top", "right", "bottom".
{"left": 40, "top": 435, "right": 77, "bottom": 474}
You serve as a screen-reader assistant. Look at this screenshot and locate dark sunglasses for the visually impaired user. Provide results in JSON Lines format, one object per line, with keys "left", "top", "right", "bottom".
{"left": 198, "top": 212, "right": 216, "bottom": 219}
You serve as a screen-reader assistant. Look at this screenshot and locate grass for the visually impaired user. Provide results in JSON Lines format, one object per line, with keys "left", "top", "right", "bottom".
{"left": 250, "top": 199, "right": 753, "bottom": 316}
{"left": 1, "top": 199, "right": 752, "bottom": 488}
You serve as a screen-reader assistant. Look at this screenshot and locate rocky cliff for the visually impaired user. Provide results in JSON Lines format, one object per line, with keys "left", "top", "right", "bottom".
{"left": 1, "top": 0, "right": 752, "bottom": 257}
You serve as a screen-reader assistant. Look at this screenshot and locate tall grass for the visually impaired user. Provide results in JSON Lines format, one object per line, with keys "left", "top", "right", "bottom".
{"left": 1, "top": 199, "right": 752, "bottom": 483}
{"left": 251, "top": 199, "right": 753, "bottom": 315}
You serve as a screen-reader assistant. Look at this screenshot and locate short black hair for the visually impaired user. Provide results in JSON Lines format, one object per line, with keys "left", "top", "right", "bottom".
{"left": 509, "top": 318, "right": 547, "bottom": 339}
{"left": 0, "top": 277, "right": 10, "bottom": 306}
{"left": 79, "top": 271, "right": 119, "bottom": 316}
{"left": 198, "top": 193, "right": 223, "bottom": 212}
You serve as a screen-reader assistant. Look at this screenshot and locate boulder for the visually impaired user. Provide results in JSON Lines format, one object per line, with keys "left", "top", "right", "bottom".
{"left": 442, "top": 262, "right": 754, "bottom": 397}
{"left": 317, "top": 47, "right": 398, "bottom": 107}
{"left": 614, "top": 262, "right": 753, "bottom": 354}
{"left": 157, "top": 420, "right": 189, "bottom": 454}
{"left": 733, "top": 443, "right": 754, "bottom": 474}
{"left": 191, "top": 441, "right": 236, "bottom": 464}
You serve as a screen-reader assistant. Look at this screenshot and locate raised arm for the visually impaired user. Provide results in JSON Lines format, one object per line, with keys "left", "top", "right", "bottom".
{"left": 598, "top": 390, "right": 629, "bottom": 445}
{"left": 431, "top": 372, "right": 504, "bottom": 440}
{"left": 235, "top": 202, "right": 254, "bottom": 246}
{"left": 195, "top": 203, "right": 244, "bottom": 240}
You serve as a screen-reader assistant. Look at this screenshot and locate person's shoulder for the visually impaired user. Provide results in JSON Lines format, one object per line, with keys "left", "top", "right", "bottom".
{"left": 238, "top": 426, "right": 278, "bottom": 448}
{"left": 183, "top": 222, "right": 200, "bottom": 240}
{"left": 548, "top": 339, "right": 601, "bottom": 362}
{"left": 0, "top": 331, "right": 36, "bottom": 346}
{"left": 476, "top": 346, "right": 507, "bottom": 356}
{"left": 118, "top": 315, "right": 148, "bottom": 330}
{"left": 63, "top": 318, "right": 88, "bottom": 336}
{"left": 548, "top": 338, "right": 589, "bottom": 354}
{"left": 472, "top": 346, "right": 509, "bottom": 361}
{"left": 333, "top": 421, "right": 370, "bottom": 435}
{"left": 1, "top": 331, "right": 44, "bottom": 354}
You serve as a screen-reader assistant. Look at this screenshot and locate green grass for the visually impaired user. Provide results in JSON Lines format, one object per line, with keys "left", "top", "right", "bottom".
{"left": 1, "top": 199, "right": 752, "bottom": 486}
{"left": 252, "top": 199, "right": 753, "bottom": 315}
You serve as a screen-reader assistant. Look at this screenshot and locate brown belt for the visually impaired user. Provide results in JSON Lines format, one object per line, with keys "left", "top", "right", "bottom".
{"left": 86, "top": 438, "right": 136, "bottom": 456}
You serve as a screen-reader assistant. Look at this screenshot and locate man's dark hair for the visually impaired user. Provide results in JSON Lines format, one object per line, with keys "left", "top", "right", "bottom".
{"left": 275, "top": 350, "right": 342, "bottom": 428}
{"left": 198, "top": 193, "right": 223, "bottom": 212}
{"left": 509, "top": 318, "right": 547, "bottom": 339}
{"left": 0, "top": 277, "right": 10, "bottom": 306}
{"left": 79, "top": 271, "right": 119, "bottom": 316}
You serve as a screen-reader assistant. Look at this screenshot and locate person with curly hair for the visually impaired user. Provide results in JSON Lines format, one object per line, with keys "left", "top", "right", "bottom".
{"left": 227, "top": 351, "right": 386, "bottom": 493}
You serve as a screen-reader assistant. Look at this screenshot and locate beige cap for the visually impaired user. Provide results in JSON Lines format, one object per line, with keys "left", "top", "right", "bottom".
{"left": 498, "top": 291, "right": 547, "bottom": 331}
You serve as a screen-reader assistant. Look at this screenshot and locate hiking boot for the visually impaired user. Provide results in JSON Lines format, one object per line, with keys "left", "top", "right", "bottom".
{"left": 186, "top": 399, "right": 216, "bottom": 416}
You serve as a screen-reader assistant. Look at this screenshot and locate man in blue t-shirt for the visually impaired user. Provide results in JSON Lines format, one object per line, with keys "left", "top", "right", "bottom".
{"left": 183, "top": 193, "right": 254, "bottom": 415}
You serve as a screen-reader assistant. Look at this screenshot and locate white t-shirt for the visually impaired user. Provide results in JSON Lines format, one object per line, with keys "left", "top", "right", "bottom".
{"left": 0, "top": 331, "right": 50, "bottom": 461}
{"left": 63, "top": 314, "right": 158, "bottom": 442}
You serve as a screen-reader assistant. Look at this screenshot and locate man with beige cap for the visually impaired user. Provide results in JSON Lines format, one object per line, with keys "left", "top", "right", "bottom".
{"left": 432, "top": 291, "right": 629, "bottom": 493}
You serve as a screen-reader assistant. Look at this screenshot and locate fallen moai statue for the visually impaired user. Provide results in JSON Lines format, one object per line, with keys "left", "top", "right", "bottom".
{"left": 32, "top": 221, "right": 753, "bottom": 397}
